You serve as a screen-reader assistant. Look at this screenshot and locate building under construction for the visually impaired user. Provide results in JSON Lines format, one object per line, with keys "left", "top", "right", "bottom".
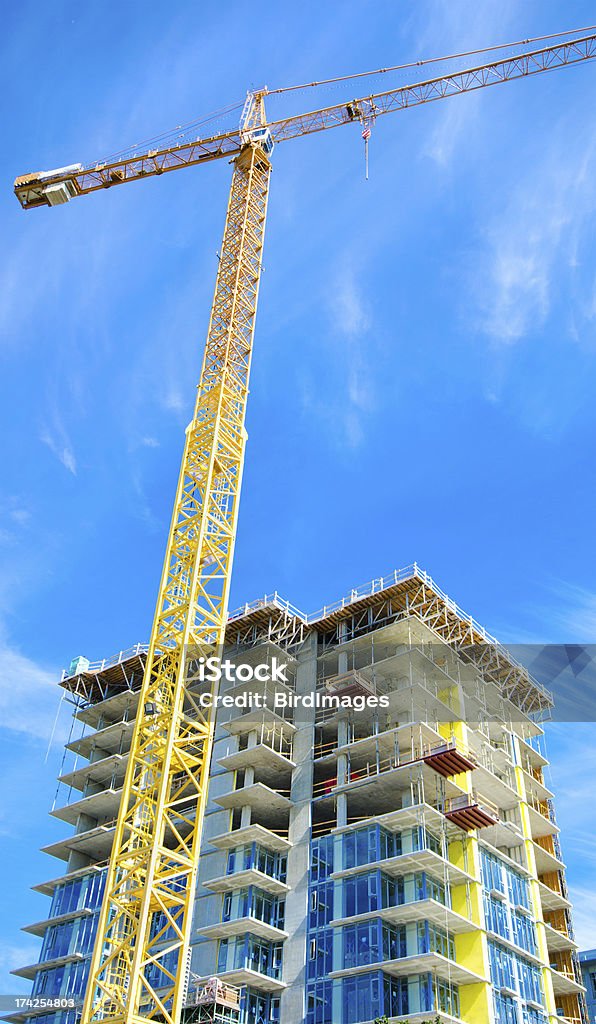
{"left": 10, "top": 564, "right": 586, "bottom": 1024}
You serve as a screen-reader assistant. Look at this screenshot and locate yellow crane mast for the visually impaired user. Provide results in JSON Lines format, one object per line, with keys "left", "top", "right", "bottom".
{"left": 13, "top": 27, "right": 596, "bottom": 1024}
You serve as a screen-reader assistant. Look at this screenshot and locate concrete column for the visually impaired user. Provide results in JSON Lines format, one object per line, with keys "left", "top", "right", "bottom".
{"left": 337, "top": 752, "right": 348, "bottom": 786}
{"left": 280, "top": 633, "right": 317, "bottom": 1024}
{"left": 337, "top": 792, "right": 347, "bottom": 828}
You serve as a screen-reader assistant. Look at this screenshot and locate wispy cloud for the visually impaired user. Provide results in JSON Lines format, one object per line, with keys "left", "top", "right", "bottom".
{"left": 0, "top": 941, "right": 40, "bottom": 973}
{"left": 549, "top": 582, "right": 596, "bottom": 642}
{"left": 415, "top": 0, "right": 516, "bottom": 168}
{"left": 0, "top": 498, "right": 31, "bottom": 547}
{"left": 331, "top": 270, "right": 371, "bottom": 338}
{"left": 519, "top": 580, "right": 596, "bottom": 644}
{"left": 0, "top": 624, "right": 65, "bottom": 743}
{"left": 40, "top": 412, "right": 77, "bottom": 476}
{"left": 160, "top": 386, "right": 187, "bottom": 415}
{"left": 545, "top": 725, "right": 596, "bottom": 943}
{"left": 299, "top": 259, "right": 376, "bottom": 451}
{"left": 424, "top": 91, "right": 482, "bottom": 168}
{"left": 470, "top": 135, "right": 596, "bottom": 346}
{"left": 567, "top": 884, "right": 596, "bottom": 949}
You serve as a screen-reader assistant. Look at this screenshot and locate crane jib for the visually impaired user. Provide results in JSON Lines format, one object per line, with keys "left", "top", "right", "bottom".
{"left": 13, "top": 31, "right": 596, "bottom": 211}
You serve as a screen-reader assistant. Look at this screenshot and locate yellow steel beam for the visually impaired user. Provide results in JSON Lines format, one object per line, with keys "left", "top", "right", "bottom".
{"left": 80, "top": 139, "right": 271, "bottom": 1024}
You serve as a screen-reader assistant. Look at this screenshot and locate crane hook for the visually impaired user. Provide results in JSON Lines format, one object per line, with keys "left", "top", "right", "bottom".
{"left": 361, "top": 120, "right": 372, "bottom": 180}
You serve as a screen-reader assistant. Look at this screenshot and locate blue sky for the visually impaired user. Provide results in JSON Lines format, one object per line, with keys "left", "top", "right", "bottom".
{"left": 2, "top": 0, "right": 596, "bottom": 987}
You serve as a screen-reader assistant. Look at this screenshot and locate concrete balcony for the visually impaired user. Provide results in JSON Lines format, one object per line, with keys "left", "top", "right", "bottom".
{"left": 470, "top": 762, "right": 519, "bottom": 812}
{"left": 213, "top": 967, "right": 286, "bottom": 993}
{"left": 333, "top": 802, "right": 475, "bottom": 853}
{"left": 220, "top": 706, "right": 295, "bottom": 739}
{"left": 332, "top": 846, "right": 473, "bottom": 887}
{"left": 12, "top": 950, "right": 84, "bottom": 980}
{"left": 74, "top": 687, "right": 139, "bottom": 730}
{"left": 67, "top": 717, "right": 133, "bottom": 759}
{"left": 517, "top": 735, "right": 548, "bottom": 770}
{"left": 525, "top": 795, "right": 558, "bottom": 840}
{"left": 544, "top": 922, "right": 578, "bottom": 953}
{"left": 202, "top": 869, "right": 289, "bottom": 898}
{"left": 468, "top": 730, "right": 513, "bottom": 772}
{"left": 443, "top": 792, "right": 499, "bottom": 832}
{"left": 214, "top": 782, "right": 292, "bottom": 829}
{"left": 317, "top": 721, "right": 445, "bottom": 764}
{"left": 208, "top": 822, "right": 291, "bottom": 854}
{"left": 550, "top": 966, "right": 584, "bottom": 997}
{"left": 331, "top": 897, "right": 478, "bottom": 934}
{"left": 365, "top": 1014, "right": 464, "bottom": 1024}
{"left": 41, "top": 820, "right": 116, "bottom": 862}
{"left": 479, "top": 819, "right": 528, "bottom": 869}
{"left": 51, "top": 786, "right": 122, "bottom": 826}
{"left": 531, "top": 839, "right": 565, "bottom": 875}
{"left": 33, "top": 861, "right": 107, "bottom": 897}
{"left": 313, "top": 760, "right": 467, "bottom": 821}
{"left": 217, "top": 743, "right": 295, "bottom": 787}
{"left": 538, "top": 878, "right": 571, "bottom": 913}
{"left": 197, "top": 917, "right": 288, "bottom": 943}
{"left": 520, "top": 764, "right": 553, "bottom": 803}
{"left": 330, "top": 951, "right": 486, "bottom": 986}
{"left": 22, "top": 906, "right": 93, "bottom": 937}
{"left": 59, "top": 751, "right": 127, "bottom": 791}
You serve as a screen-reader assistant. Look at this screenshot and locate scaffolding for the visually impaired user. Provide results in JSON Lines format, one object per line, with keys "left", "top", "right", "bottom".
{"left": 184, "top": 978, "right": 240, "bottom": 1024}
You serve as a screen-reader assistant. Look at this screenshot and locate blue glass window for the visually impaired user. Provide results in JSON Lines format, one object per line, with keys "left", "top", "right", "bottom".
{"left": 309, "top": 881, "right": 334, "bottom": 930}
{"left": 221, "top": 887, "right": 284, "bottom": 929}
{"left": 521, "top": 1007, "right": 547, "bottom": 1024}
{"left": 481, "top": 848, "right": 506, "bottom": 893}
{"left": 488, "top": 940, "right": 544, "bottom": 1008}
{"left": 342, "top": 825, "right": 398, "bottom": 869}
{"left": 343, "top": 871, "right": 381, "bottom": 917}
{"left": 512, "top": 911, "right": 537, "bottom": 955}
{"left": 217, "top": 936, "right": 283, "bottom": 980}
{"left": 308, "top": 929, "right": 333, "bottom": 979}
{"left": 494, "top": 991, "right": 518, "bottom": 1024}
{"left": 311, "top": 836, "right": 334, "bottom": 881}
{"left": 342, "top": 972, "right": 382, "bottom": 1024}
{"left": 508, "top": 869, "right": 530, "bottom": 910}
{"left": 33, "top": 961, "right": 87, "bottom": 1000}
{"left": 50, "top": 879, "right": 82, "bottom": 918}
{"left": 244, "top": 989, "right": 281, "bottom": 1024}
{"left": 383, "top": 975, "right": 408, "bottom": 1017}
{"left": 417, "top": 921, "right": 455, "bottom": 960}
{"left": 518, "top": 959, "right": 543, "bottom": 1005}
{"left": 484, "top": 893, "right": 510, "bottom": 939}
{"left": 306, "top": 980, "right": 333, "bottom": 1024}
{"left": 226, "top": 844, "right": 287, "bottom": 882}
{"left": 434, "top": 976, "right": 460, "bottom": 1017}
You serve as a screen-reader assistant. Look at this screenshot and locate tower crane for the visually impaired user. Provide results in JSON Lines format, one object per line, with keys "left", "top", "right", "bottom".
{"left": 14, "top": 27, "right": 596, "bottom": 1024}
